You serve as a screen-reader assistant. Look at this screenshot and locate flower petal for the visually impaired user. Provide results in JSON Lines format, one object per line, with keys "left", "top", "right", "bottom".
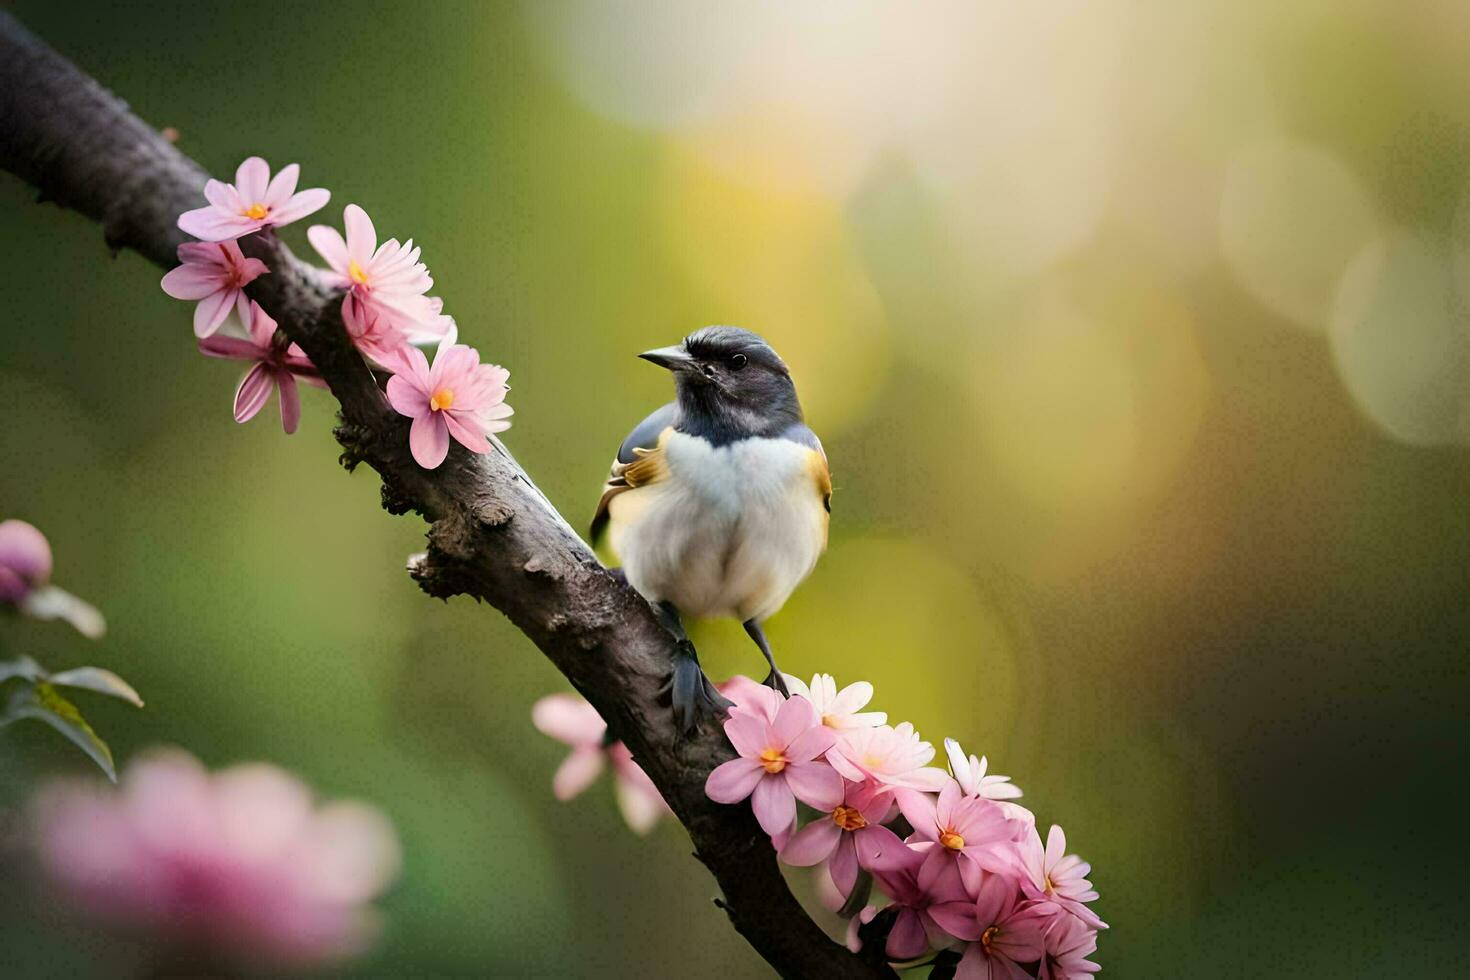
{"left": 551, "top": 747, "right": 604, "bottom": 801}
{"left": 927, "top": 900, "right": 982, "bottom": 943}
{"left": 235, "top": 156, "right": 270, "bottom": 202}
{"left": 779, "top": 817, "right": 841, "bottom": 867}
{"left": 385, "top": 374, "right": 430, "bottom": 418}
{"left": 233, "top": 363, "right": 274, "bottom": 423}
{"left": 271, "top": 188, "right": 330, "bottom": 227}
{"left": 705, "top": 758, "right": 764, "bottom": 804}
{"left": 344, "top": 204, "right": 376, "bottom": 263}
{"left": 750, "top": 776, "right": 796, "bottom": 838}
{"left": 885, "top": 909, "right": 929, "bottom": 961}
{"left": 178, "top": 207, "right": 257, "bottom": 242}
{"left": 160, "top": 264, "right": 222, "bottom": 301}
{"left": 531, "top": 693, "right": 605, "bottom": 746}
{"left": 442, "top": 411, "right": 492, "bottom": 454}
{"left": 782, "top": 760, "right": 843, "bottom": 811}
{"left": 307, "top": 224, "right": 349, "bottom": 274}
{"left": 192, "top": 289, "right": 233, "bottom": 338}
{"left": 827, "top": 832, "right": 858, "bottom": 897}
{"left": 409, "top": 412, "right": 450, "bottom": 469}
{"left": 613, "top": 771, "right": 664, "bottom": 836}
{"left": 264, "top": 163, "right": 299, "bottom": 207}
{"left": 277, "top": 372, "right": 301, "bottom": 434}
{"left": 854, "top": 823, "right": 912, "bottom": 871}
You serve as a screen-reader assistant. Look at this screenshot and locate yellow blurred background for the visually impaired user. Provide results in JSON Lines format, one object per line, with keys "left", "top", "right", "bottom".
{"left": 2, "top": 1, "right": 1467, "bottom": 975}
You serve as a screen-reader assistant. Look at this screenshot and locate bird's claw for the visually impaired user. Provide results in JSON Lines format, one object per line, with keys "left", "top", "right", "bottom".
{"left": 670, "top": 652, "right": 733, "bottom": 735}
{"left": 761, "top": 669, "right": 790, "bottom": 697}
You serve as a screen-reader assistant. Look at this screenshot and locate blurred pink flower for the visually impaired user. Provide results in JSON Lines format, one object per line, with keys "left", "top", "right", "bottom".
{"left": 1018, "top": 824, "right": 1107, "bottom": 930}
{"left": 828, "top": 722, "right": 950, "bottom": 792}
{"left": 782, "top": 673, "right": 886, "bottom": 730}
{"left": 929, "top": 872, "right": 1056, "bottom": 980}
{"left": 705, "top": 695, "right": 840, "bottom": 838}
{"left": 198, "top": 301, "right": 324, "bottom": 435}
{"left": 900, "top": 781, "right": 1021, "bottom": 895}
{"left": 0, "top": 519, "right": 104, "bottom": 638}
{"left": 531, "top": 692, "right": 671, "bottom": 835}
{"left": 385, "top": 338, "right": 512, "bottom": 469}
{"left": 178, "top": 157, "right": 329, "bottom": 242}
{"left": 779, "top": 779, "right": 908, "bottom": 901}
{"left": 30, "top": 748, "right": 399, "bottom": 969}
{"left": 0, "top": 519, "right": 51, "bottom": 604}
{"left": 1040, "top": 910, "right": 1101, "bottom": 979}
{"left": 307, "top": 205, "right": 452, "bottom": 345}
{"left": 159, "top": 241, "right": 268, "bottom": 338}
{"left": 870, "top": 847, "right": 968, "bottom": 961}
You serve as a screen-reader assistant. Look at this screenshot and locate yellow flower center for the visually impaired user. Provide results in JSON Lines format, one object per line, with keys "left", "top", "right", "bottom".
{"left": 980, "top": 925, "right": 999, "bottom": 949}
{"left": 243, "top": 202, "right": 269, "bottom": 220}
{"left": 939, "top": 829, "right": 965, "bottom": 851}
{"left": 758, "top": 748, "right": 787, "bottom": 774}
{"left": 831, "top": 805, "right": 867, "bottom": 831}
{"left": 429, "top": 388, "right": 455, "bottom": 412}
{"left": 347, "top": 259, "right": 370, "bottom": 286}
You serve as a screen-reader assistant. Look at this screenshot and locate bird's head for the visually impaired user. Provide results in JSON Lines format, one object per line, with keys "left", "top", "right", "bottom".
{"left": 640, "top": 326, "right": 802, "bottom": 439}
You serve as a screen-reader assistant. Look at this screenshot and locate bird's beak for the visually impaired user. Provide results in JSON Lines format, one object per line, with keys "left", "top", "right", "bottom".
{"left": 638, "top": 345, "right": 695, "bottom": 372}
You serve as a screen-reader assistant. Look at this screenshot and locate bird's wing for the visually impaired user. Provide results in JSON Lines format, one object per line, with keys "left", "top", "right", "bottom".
{"left": 781, "top": 422, "right": 832, "bottom": 513}
{"left": 590, "top": 402, "right": 677, "bottom": 546}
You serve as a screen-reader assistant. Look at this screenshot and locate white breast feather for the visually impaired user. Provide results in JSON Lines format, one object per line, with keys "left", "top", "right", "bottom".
{"left": 608, "top": 433, "right": 827, "bottom": 622}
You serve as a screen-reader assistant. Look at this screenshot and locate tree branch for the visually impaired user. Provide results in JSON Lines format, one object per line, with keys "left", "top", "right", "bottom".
{"left": 0, "top": 12, "right": 894, "bottom": 979}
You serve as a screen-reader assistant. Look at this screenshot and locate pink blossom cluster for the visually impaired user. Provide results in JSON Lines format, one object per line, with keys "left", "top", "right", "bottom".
{"left": 532, "top": 693, "right": 673, "bottom": 835}
{"left": 163, "top": 157, "right": 511, "bottom": 465}
{"left": 706, "top": 674, "right": 1105, "bottom": 979}
{"left": 30, "top": 748, "right": 401, "bottom": 969}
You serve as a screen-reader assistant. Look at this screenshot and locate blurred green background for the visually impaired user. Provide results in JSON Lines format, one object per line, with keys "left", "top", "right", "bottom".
{"left": 3, "top": 1, "right": 1469, "bottom": 976}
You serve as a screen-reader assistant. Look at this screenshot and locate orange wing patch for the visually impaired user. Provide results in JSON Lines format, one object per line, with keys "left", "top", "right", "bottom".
{"left": 590, "top": 427, "right": 673, "bottom": 545}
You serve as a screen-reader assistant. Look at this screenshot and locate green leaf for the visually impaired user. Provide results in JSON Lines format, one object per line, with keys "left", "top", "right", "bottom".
{"left": 47, "top": 667, "right": 144, "bottom": 707}
{"left": 0, "top": 682, "right": 117, "bottom": 781}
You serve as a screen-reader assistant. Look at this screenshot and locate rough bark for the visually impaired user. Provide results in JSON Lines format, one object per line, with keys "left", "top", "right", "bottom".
{"left": 0, "top": 12, "right": 896, "bottom": 979}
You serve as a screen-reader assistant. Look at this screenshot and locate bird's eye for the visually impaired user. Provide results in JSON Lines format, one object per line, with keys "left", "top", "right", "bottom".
{"left": 728, "top": 353, "right": 749, "bottom": 371}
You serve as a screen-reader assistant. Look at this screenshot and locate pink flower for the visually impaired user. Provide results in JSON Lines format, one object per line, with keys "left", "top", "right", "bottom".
{"left": 870, "top": 847, "right": 969, "bottom": 961}
{"left": 0, "top": 520, "right": 104, "bottom": 639}
{"left": 929, "top": 873, "right": 1056, "bottom": 980}
{"left": 531, "top": 693, "right": 671, "bottom": 835}
{"left": 945, "top": 738, "right": 1022, "bottom": 802}
{"left": 782, "top": 673, "right": 886, "bottom": 730}
{"left": 828, "top": 722, "right": 950, "bottom": 792}
{"left": 178, "top": 157, "right": 329, "bottom": 242}
{"left": 899, "top": 781, "right": 1021, "bottom": 895}
{"left": 385, "top": 338, "right": 512, "bottom": 469}
{"left": 198, "top": 301, "right": 324, "bottom": 435}
{"left": 705, "top": 695, "right": 841, "bottom": 838}
{"left": 1018, "top": 824, "right": 1107, "bottom": 930}
{"left": 779, "top": 780, "right": 910, "bottom": 900}
{"left": 307, "top": 205, "right": 452, "bottom": 344}
{"left": 1040, "top": 912, "right": 1101, "bottom": 979}
{"left": 159, "top": 241, "right": 269, "bottom": 338}
{"left": 29, "top": 748, "right": 400, "bottom": 969}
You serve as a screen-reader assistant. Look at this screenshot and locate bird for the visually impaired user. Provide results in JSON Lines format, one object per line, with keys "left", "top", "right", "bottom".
{"left": 591, "top": 326, "right": 832, "bottom": 733}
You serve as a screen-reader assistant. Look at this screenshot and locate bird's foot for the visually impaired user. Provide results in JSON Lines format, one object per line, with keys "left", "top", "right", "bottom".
{"left": 761, "top": 669, "right": 791, "bottom": 697}
{"left": 669, "top": 643, "right": 733, "bottom": 735}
